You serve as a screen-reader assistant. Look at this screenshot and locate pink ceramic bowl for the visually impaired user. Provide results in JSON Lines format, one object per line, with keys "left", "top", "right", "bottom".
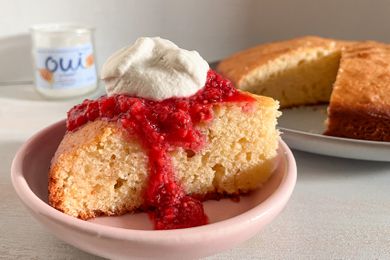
{"left": 11, "top": 120, "right": 296, "bottom": 259}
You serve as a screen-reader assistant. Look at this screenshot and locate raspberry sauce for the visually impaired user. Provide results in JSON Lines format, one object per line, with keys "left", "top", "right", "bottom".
{"left": 67, "top": 70, "right": 254, "bottom": 229}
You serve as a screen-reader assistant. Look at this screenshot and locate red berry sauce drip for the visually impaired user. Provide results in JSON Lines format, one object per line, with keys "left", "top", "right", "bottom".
{"left": 67, "top": 70, "right": 255, "bottom": 230}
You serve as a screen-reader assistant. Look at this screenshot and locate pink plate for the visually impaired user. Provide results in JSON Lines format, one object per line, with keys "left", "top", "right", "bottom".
{"left": 11, "top": 120, "right": 296, "bottom": 259}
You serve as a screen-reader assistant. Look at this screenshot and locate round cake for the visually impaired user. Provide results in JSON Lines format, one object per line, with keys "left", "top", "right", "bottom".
{"left": 217, "top": 36, "right": 390, "bottom": 141}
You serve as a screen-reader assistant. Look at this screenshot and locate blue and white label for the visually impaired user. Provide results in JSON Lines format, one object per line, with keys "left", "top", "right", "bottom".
{"left": 34, "top": 44, "right": 97, "bottom": 90}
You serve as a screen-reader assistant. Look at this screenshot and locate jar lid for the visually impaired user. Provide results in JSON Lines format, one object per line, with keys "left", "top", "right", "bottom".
{"left": 30, "top": 23, "right": 94, "bottom": 34}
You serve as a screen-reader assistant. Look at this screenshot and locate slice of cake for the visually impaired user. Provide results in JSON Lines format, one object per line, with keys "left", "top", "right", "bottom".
{"left": 49, "top": 37, "right": 281, "bottom": 230}
{"left": 217, "top": 36, "right": 390, "bottom": 142}
{"left": 325, "top": 41, "right": 390, "bottom": 141}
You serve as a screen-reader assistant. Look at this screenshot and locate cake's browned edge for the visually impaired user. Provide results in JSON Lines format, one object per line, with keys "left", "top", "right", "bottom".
{"left": 48, "top": 120, "right": 124, "bottom": 220}
{"left": 49, "top": 93, "right": 279, "bottom": 220}
{"left": 325, "top": 108, "right": 390, "bottom": 141}
{"left": 216, "top": 36, "right": 353, "bottom": 87}
{"left": 326, "top": 41, "right": 390, "bottom": 141}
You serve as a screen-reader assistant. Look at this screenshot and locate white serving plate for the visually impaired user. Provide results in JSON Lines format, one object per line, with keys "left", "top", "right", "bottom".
{"left": 279, "top": 105, "right": 390, "bottom": 161}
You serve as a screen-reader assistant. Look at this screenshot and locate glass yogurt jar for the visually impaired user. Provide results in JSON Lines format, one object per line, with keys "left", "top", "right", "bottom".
{"left": 31, "top": 24, "right": 98, "bottom": 99}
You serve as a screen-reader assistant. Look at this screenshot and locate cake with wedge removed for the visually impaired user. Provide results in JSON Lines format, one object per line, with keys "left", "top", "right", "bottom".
{"left": 217, "top": 36, "right": 390, "bottom": 141}
{"left": 49, "top": 37, "right": 281, "bottom": 230}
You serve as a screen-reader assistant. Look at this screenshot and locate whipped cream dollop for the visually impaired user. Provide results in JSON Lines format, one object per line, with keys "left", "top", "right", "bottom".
{"left": 101, "top": 37, "right": 210, "bottom": 100}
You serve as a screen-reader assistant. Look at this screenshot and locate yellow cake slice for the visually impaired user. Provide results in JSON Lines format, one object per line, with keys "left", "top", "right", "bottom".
{"left": 48, "top": 37, "right": 282, "bottom": 229}
{"left": 49, "top": 93, "right": 280, "bottom": 220}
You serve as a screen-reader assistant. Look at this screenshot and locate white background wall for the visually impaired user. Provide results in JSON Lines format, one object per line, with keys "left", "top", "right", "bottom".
{"left": 1, "top": 0, "right": 390, "bottom": 80}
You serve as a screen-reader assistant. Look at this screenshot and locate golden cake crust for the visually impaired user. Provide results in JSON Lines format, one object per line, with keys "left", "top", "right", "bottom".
{"left": 217, "top": 36, "right": 351, "bottom": 87}
{"left": 49, "top": 120, "right": 128, "bottom": 216}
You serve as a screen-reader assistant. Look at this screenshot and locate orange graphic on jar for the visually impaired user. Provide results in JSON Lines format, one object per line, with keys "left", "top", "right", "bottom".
{"left": 39, "top": 68, "right": 53, "bottom": 83}
{"left": 85, "top": 54, "right": 94, "bottom": 67}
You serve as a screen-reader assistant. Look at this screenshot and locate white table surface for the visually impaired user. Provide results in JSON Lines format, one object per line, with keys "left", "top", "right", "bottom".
{"left": 1, "top": 85, "right": 390, "bottom": 259}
